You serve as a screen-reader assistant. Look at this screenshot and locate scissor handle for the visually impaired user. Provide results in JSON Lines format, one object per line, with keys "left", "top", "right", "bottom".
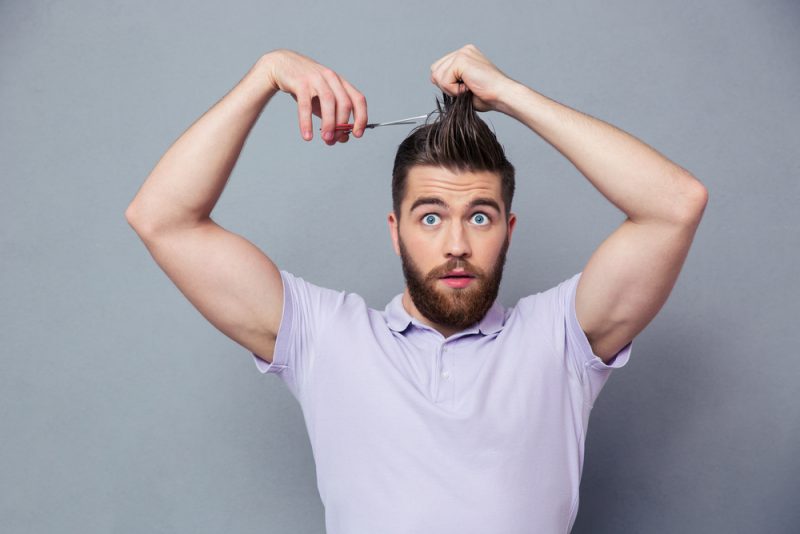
{"left": 333, "top": 123, "right": 381, "bottom": 131}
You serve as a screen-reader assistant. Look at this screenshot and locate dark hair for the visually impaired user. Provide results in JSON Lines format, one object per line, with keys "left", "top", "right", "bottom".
{"left": 391, "top": 89, "right": 515, "bottom": 222}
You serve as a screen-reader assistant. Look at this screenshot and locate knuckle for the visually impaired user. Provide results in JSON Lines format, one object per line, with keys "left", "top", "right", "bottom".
{"left": 319, "top": 90, "right": 335, "bottom": 104}
{"left": 311, "top": 72, "right": 326, "bottom": 85}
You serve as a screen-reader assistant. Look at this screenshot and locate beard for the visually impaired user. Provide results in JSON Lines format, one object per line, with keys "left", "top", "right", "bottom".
{"left": 398, "top": 232, "right": 509, "bottom": 332}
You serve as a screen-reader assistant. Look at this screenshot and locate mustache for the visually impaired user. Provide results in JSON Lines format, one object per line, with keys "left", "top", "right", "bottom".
{"left": 428, "top": 260, "right": 483, "bottom": 280}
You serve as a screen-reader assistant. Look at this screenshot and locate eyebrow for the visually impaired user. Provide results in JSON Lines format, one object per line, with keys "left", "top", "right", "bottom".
{"left": 409, "top": 196, "right": 502, "bottom": 215}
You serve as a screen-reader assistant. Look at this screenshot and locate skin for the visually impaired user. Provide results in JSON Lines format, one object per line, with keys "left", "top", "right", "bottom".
{"left": 127, "top": 44, "right": 707, "bottom": 367}
{"left": 263, "top": 49, "right": 368, "bottom": 145}
{"left": 388, "top": 165, "right": 517, "bottom": 338}
{"left": 427, "top": 45, "right": 708, "bottom": 362}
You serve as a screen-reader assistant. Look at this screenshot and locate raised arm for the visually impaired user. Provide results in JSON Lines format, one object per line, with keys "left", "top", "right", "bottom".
{"left": 124, "top": 50, "right": 367, "bottom": 363}
{"left": 430, "top": 44, "right": 708, "bottom": 363}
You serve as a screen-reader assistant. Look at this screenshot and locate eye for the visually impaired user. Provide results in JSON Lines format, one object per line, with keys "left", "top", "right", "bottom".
{"left": 471, "top": 212, "right": 491, "bottom": 225}
{"left": 421, "top": 213, "right": 441, "bottom": 226}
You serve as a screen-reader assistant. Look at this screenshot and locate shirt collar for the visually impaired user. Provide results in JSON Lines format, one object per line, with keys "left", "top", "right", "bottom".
{"left": 384, "top": 293, "right": 506, "bottom": 336}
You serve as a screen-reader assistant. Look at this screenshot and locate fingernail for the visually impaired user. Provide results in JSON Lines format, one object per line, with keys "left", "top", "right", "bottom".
{"left": 323, "top": 131, "right": 334, "bottom": 141}
{"left": 303, "top": 130, "right": 311, "bottom": 140}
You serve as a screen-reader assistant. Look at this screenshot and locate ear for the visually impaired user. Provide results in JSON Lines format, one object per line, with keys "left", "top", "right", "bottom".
{"left": 507, "top": 212, "right": 517, "bottom": 244}
{"left": 388, "top": 212, "right": 401, "bottom": 256}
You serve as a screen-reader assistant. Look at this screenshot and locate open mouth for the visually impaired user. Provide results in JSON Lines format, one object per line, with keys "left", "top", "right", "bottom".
{"left": 440, "top": 270, "right": 476, "bottom": 279}
{"left": 439, "top": 275, "right": 476, "bottom": 288}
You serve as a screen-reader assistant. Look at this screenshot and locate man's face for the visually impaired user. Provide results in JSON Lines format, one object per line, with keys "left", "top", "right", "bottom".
{"left": 388, "top": 165, "right": 516, "bottom": 333}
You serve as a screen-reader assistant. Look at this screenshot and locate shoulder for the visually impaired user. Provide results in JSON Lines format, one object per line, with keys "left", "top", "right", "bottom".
{"left": 512, "top": 272, "right": 582, "bottom": 319}
{"left": 280, "top": 269, "right": 370, "bottom": 316}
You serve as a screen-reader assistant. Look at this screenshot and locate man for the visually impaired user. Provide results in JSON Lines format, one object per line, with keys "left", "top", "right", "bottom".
{"left": 125, "top": 45, "right": 708, "bottom": 533}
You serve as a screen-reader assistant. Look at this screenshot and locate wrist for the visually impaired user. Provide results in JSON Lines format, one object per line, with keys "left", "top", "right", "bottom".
{"left": 492, "top": 79, "right": 530, "bottom": 117}
{"left": 254, "top": 52, "right": 281, "bottom": 96}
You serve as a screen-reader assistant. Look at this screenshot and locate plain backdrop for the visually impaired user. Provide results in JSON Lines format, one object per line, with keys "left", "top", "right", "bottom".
{"left": 2, "top": 1, "right": 798, "bottom": 532}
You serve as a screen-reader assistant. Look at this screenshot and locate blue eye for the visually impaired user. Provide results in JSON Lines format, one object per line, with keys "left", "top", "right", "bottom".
{"left": 422, "top": 214, "right": 441, "bottom": 225}
{"left": 472, "top": 212, "right": 490, "bottom": 225}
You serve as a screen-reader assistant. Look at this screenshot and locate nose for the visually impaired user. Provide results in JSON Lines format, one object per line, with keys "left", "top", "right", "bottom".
{"left": 444, "top": 220, "right": 471, "bottom": 259}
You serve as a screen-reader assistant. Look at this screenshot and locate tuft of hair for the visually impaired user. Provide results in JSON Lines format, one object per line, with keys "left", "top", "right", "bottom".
{"left": 392, "top": 88, "right": 515, "bottom": 222}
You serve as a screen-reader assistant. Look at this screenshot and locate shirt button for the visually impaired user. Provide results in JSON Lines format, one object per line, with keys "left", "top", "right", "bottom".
{"left": 441, "top": 371, "right": 451, "bottom": 380}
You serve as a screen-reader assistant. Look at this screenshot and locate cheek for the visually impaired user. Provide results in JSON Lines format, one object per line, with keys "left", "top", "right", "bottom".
{"left": 402, "top": 232, "right": 438, "bottom": 263}
{"left": 410, "top": 241, "right": 438, "bottom": 264}
{"left": 477, "top": 236, "right": 507, "bottom": 264}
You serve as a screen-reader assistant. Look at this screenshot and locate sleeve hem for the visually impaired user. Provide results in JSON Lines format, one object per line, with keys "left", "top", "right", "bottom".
{"left": 566, "top": 271, "right": 632, "bottom": 370}
{"left": 252, "top": 270, "right": 294, "bottom": 374}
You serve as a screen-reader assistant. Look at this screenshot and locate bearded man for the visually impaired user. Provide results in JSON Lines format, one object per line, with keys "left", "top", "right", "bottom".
{"left": 126, "top": 45, "right": 708, "bottom": 534}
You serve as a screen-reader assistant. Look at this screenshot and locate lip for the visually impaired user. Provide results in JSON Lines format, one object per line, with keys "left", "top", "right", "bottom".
{"left": 440, "top": 276, "right": 475, "bottom": 288}
{"left": 441, "top": 270, "right": 476, "bottom": 278}
{"left": 439, "top": 270, "right": 476, "bottom": 289}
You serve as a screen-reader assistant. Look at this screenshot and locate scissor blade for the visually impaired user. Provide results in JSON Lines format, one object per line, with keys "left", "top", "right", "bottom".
{"left": 334, "top": 114, "right": 430, "bottom": 132}
{"left": 370, "top": 114, "right": 430, "bottom": 127}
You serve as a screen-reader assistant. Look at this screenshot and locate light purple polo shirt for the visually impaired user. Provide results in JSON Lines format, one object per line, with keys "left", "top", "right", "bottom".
{"left": 252, "top": 269, "right": 632, "bottom": 534}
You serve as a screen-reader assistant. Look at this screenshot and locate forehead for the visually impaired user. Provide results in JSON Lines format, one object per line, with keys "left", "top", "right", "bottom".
{"left": 404, "top": 165, "right": 503, "bottom": 209}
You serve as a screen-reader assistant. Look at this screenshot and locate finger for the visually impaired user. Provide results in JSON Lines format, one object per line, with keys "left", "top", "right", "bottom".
{"left": 432, "top": 56, "right": 456, "bottom": 85}
{"left": 340, "top": 77, "right": 368, "bottom": 138}
{"left": 313, "top": 76, "right": 338, "bottom": 145}
{"left": 320, "top": 68, "right": 353, "bottom": 144}
{"left": 430, "top": 50, "right": 457, "bottom": 75}
{"left": 295, "top": 86, "right": 314, "bottom": 141}
{"left": 461, "top": 43, "right": 482, "bottom": 57}
{"left": 432, "top": 56, "right": 465, "bottom": 96}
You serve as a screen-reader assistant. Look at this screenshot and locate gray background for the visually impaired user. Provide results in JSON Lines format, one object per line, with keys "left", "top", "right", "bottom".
{"left": 2, "top": 0, "right": 798, "bottom": 532}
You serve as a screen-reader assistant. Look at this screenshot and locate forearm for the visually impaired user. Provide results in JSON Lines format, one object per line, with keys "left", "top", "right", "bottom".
{"left": 125, "top": 54, "right": 278, "bottom": 234}
{"left": 495, "top": 81, "right": 707, "bottom": 225}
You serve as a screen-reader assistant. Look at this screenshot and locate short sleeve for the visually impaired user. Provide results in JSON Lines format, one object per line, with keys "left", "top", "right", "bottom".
{"left": 250, "top": 270, "right": 346, "bottom": 400}
{"left": 557, "top": 271, "right": 632, "bottom": 404}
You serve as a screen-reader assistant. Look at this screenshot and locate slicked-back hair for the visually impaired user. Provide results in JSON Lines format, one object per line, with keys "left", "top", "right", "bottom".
{"left": 391, "top": 88, "right": 515, "bottom": 223}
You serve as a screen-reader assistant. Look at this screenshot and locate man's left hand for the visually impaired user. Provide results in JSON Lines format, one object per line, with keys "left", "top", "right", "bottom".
{"left": 429, "top": 44, "right": 517, "bottom": 112}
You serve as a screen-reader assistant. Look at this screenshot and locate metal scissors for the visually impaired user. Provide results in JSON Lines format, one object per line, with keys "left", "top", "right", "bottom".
{"left": 329, "top": 113, "right": 431, "bottom": 134}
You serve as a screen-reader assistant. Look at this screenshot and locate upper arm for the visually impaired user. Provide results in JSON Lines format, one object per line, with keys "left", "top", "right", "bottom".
{"left": 130, "top": 218, "right": 283, "bottom": 364}
{"left": 575, "top": 188, "right": 708, "bottom": 363}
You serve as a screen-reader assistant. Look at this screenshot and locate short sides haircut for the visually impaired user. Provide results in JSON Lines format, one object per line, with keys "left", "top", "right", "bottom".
{"left": 391, "top": 89, "right": 516, "bottom": 222}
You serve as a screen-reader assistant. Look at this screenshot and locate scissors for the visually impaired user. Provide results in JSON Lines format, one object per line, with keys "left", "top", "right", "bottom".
{"left": 325, "top": 113, "right": 431, "bottom": 134}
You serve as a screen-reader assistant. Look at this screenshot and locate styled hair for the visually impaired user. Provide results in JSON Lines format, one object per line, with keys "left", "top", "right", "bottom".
{"left": 391, "top": 89, "right": 515, "bottom": 222}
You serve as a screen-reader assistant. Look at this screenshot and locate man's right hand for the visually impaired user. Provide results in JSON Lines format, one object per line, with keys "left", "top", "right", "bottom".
{"left": 261, "top": 49, "right": 368, "bottom": 145}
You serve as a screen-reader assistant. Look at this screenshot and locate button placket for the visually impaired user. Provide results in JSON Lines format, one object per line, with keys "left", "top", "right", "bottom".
{"left": 432, "top": 343, "right": 444, "bottom": 402}
{"left": 440, "top": 346, "right": 447, "bottom": 378}
{"left": 434, "top": 343, "right": 456, "bottom": 405}
{"left": 440, "top": 345, "right": 454, "bottom": 406}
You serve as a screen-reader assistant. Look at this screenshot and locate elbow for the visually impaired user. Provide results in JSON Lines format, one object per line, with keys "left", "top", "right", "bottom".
{"left": 124, "top": 205, "right": 136, "bottom": 224}
{"left": 124, "top": 204, "right": 156, "bottom": 237}
{"left": 124, "top": 205, "right": 139, "bottom": 228}
{"left": 676, "top": 176, "right": 709, "bottom": 225}
{"left": 124, "top": 204, "right": 143, "bottom": 227}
